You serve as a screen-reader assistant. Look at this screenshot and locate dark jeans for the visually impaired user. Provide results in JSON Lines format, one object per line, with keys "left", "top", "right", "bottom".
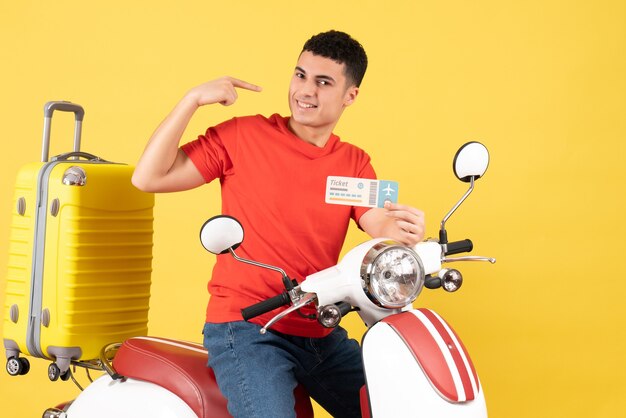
{"left": 203, "top": 321, "right": 364, "bottom": 418}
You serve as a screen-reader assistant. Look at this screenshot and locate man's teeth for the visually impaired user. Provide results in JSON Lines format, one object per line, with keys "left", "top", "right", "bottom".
{"left": 298, "top": 101, "right": 317, "bottom": 108}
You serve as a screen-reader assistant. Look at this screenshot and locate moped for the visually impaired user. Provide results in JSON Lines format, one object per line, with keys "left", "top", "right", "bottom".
{"left": 43, "top": 141, "right": 494, "bottom": 418}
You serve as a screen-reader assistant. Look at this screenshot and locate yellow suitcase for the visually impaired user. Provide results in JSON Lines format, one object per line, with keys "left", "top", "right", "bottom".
{"left": 3, "top": 101, "right": 154, "bottom": 380}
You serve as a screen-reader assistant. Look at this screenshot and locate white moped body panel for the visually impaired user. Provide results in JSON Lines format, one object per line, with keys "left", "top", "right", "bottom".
{"left": 413, "top": 240, "right": 443, "bottom": 274}
{"left": 302, "top": 239, "right": 402, "bottom": 327}
{"left": 362, "top": 310, "right": 487, "bottom": 418}
{"left": 66, "top": 374, "right": 197, "bottom": 418}
{"left": 302, "top": 239, "right": 444, "bottom": 328}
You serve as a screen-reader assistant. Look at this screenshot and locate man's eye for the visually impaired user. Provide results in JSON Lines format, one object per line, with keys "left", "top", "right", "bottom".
{"left": 295, "top": 73, "right": 305, "bottom": 79}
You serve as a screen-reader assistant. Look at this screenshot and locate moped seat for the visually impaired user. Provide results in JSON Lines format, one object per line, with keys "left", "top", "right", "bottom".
{"left": 113, "top": 337, "right": 230, "bottom": 418}
{"left": 113, "top": 336, "right": 313, "bottom": 418}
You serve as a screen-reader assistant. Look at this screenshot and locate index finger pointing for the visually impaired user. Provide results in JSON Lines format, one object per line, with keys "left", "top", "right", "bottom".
{"left": 228, "top": 77, "right": 263, "bottom": 92}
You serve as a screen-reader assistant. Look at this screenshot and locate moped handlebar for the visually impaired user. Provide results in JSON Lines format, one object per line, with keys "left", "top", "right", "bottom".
{"left": 241, "top": 292, "right": 291, "bottom": 321}
{"left": 445, "top": 239, "right": 473, "bottom": 255}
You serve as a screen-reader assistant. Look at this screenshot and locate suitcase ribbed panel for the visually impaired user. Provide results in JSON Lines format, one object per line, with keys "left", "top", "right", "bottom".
{"left": 3, "top": 161, "right": 154, "bottom": 363}
{"left": 39, "top": 163, "right": 153, "bottom": 361}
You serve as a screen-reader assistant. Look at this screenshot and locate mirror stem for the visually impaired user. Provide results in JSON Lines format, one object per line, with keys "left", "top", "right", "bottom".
{"left": 228, "top": 248, "right": 291, "bottom": 287}
{"left": 439, "top": 176, "right": 475, "bottom": 245}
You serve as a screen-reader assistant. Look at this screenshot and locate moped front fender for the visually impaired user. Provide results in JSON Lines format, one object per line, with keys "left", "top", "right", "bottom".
{"left": 361, "top": 308, "right": 487, "bottom": 418}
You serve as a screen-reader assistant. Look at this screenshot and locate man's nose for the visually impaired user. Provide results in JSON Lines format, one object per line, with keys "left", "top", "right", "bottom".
{"left": 300, "top": 79, "right": 317, "bottom": 96}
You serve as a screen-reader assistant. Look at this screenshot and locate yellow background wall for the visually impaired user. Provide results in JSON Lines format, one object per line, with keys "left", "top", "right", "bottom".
{"left": 1, "top": 1, "right": 624, "bottom": 416}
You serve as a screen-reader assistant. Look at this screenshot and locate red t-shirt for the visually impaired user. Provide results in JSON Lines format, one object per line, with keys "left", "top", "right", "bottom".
{"left": 182, "top": 114, "right": 376, "bottom": 337}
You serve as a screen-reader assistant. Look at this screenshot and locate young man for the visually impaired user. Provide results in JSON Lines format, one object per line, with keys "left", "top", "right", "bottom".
{"left": 132, "top": 31, "right": 425, "bottom": 418}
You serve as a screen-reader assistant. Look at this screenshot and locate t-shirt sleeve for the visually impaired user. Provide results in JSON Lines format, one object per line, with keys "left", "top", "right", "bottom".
{"left": 180, "top": 118, "right": 238, "bottom": 183}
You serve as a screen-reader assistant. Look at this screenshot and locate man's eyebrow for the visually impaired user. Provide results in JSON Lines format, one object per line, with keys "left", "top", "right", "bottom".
{"left": 316, "top": 75, "right": 336, "bottom": 82}
{"left": 295, "top": 66, "right": 336, "bottom": 83}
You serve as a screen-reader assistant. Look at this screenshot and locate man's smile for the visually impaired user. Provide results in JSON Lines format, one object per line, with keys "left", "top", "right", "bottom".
{"left": 296, "top": 100, "right": 318, "bottom": 109}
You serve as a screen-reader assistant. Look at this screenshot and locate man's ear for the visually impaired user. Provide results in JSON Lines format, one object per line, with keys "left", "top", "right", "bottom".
{"left": 343, "top": 86, "right": 359, "bottom": 106}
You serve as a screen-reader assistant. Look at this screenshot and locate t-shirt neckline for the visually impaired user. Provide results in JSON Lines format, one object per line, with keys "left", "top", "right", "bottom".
{"left": 273, "top": 114, "right": 340, "bottom": 159}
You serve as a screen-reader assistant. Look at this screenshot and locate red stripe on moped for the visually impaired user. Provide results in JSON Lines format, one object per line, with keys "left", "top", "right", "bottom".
{"left": 383, "top": 309, "right": 477, "bottom": 402}
{"left": 419, "top": 309, "right": 476, "bottom": 400}
{"left": 383, "top": 311, "right": 459, "bottom": 401}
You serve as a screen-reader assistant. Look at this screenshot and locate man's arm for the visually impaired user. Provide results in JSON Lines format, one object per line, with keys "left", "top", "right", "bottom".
{"left": 131, "top": 77, "right": 262, "bottom": 193}
{"left": 359, "top": 202, "right": 425, "bottom": 246}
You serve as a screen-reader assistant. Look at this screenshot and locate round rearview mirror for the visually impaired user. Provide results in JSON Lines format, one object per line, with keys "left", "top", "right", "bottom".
{"left": 199, "top": 215, "right": 244, "bottom": 255}
{"left": 453, "top": 141, "right": 490, "bottom": 183}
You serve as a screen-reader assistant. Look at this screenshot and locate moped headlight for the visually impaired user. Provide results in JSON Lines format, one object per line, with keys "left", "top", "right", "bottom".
{"left": 361, "top": 241, "right": 425, "bottom": 308}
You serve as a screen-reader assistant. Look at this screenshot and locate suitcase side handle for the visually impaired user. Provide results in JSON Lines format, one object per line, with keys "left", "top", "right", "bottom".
{"left": 41, "top": 101, "right": 85, "bottom": 162}
{"left": 51, "top": 151, "right": 108, "bottom": 162}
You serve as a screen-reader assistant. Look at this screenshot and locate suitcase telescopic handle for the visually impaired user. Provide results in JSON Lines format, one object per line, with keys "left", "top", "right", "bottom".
{"left": 41, "top": 101, "right": 85, "bottom": 162}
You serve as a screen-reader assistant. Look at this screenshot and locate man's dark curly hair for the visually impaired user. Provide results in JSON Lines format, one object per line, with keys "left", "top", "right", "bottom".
{"left": 302, "top": 30, "right": 368, "bottom": 87}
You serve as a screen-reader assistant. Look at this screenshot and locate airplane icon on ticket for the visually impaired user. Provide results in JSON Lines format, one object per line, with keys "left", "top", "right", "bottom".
{"left": 383, "top": 184, "right": 395, "bottom": 196}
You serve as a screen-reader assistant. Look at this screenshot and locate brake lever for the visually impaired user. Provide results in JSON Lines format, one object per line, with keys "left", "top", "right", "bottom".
{"left": 442, "top": 255, "right": 496, "bottom": 264}
{"left": 260, "top": 293, "right": 317, "bottom": 335}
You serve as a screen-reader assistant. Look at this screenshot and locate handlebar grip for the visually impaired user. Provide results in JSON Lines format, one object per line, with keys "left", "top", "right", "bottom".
{"left": 241, "top": 293, "right": 291, "bottom": 321}
{"left": 445, "top": 239, "right": 473, "bottom": 255}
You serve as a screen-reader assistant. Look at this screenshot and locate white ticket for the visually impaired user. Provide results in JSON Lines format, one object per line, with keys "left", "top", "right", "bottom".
{"left": 325, "top": 176, "right": 399, "bottom": 208}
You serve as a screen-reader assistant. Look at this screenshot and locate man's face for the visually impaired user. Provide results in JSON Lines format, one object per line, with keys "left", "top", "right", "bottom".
{"left": 288, "top": 50, "right": 359, "bottom": 133}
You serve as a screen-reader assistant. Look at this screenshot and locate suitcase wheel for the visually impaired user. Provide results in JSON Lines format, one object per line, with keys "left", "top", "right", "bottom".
{"left": 6, "top": 356, "right": 30, "bottom": 376}
{"left": 48, "top": 363, "right": 60, "bottom": 381}
{"left": 60, "top": 369, "right": 71, "bottom": 381}
{"left": 47, "top": 363, "right": 71, "bottom": 382}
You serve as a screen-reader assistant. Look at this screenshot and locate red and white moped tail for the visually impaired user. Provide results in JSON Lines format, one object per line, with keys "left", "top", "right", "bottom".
{"left": 360, "top": 308, "right": 487, "bottom": 418}
{"left": 58, "top": 336, "right": 314, "bottom": 418}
